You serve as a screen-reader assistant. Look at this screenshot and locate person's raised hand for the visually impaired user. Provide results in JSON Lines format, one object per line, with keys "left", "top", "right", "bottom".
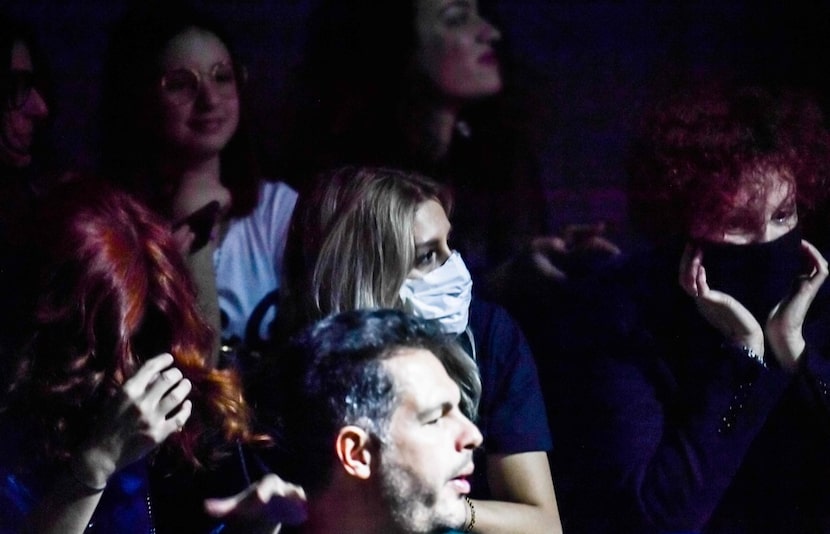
{"left": 679, "top": 244, "right": 764, "bottom": 356}
{"left": 204, "top": 473, "right": 308, "bottom": 534}
{"left": 530, "top": 222, "right": 622, "bottom": 280}
{"left": 71, "top": 353, "right": 192, "bottom": 490}
{"left": 765, "top": 240, "right": 828, "bottom": 372}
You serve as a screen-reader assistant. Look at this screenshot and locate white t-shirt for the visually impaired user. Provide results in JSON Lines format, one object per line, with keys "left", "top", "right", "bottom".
{"left": 214, "top": 180, "right": 297, "bottom": 342}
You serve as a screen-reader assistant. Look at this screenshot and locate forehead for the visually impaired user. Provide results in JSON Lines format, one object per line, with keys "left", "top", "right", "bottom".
{"left": 413, "top": 199, "right": 450, "bottom": 243}
{"left": 416, "top": 0, "right": 474, "bottom": 17}
{"left": 732, "top": 168, "right": 794, "bottom": 208}
{"left": 159, "top": 27, "right": 231, "bottom": 69}
{"left": 10, "top": 40, "right": 33, "bottom": 71}
{"left": 384, "top": 347, "right": 457, "bottom": 408}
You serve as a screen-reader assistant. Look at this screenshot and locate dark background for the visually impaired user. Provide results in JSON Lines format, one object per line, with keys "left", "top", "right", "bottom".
{"left": 4, "top": 0, "right": 830, "bottom": 247}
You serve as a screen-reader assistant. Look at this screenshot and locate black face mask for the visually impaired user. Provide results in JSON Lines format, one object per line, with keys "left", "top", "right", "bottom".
{"left": 697, "top": 227, "right": 804, "bottom": 323}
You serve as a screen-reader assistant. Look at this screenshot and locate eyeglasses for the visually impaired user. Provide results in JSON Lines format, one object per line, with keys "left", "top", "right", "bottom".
{"left": 7, "top": 70, "right": 38, "bottom": 110}
{"left": 159, "top": 61, "right": 239, "bottom": 106}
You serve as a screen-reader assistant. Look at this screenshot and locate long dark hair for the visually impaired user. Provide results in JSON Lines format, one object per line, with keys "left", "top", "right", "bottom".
{"left": 99, "top": 0, "right": 259, "bottom": 219}
{"left": 273, "top": 0, "right": 549, "bottom": 272}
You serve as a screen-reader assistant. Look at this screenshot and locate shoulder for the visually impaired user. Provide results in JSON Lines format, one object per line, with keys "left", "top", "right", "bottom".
{"left": 255, "top": 180, "right": 298, "bottom": 214}
{"left": 232, "top": 180, "right": 297, "bottom": 235}
{"left": 469, "top": 297, "right": 534, "bottom": 369}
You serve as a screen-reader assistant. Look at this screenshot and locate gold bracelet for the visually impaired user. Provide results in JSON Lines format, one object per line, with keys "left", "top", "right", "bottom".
{"left": 463, "top": 495, "right": 476, "bottom": 532}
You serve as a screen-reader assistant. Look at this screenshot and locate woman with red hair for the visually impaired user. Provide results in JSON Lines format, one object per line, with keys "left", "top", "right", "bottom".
{"left": 551, "top": 85, "right": 830, "bottom": 533}
{"left": 0, "top": 181, "right": 303, "bottom": 533}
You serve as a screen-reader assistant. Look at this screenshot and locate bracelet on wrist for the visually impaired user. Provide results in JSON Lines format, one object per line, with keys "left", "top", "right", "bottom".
{"left": 68, "top": 461, "right": 107, "bottom": 493}
{"left": 463, "top": 495, "right": 476, "bottom": 533}
{"left": 739, "top": 344, "right": 767, "bottom": 369}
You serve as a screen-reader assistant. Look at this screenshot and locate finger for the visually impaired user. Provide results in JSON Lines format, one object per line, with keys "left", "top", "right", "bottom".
{"left": 563, "top": 222, "right": 606, "bottom": 244}
{"left": 172, "top": 226, "right": 195, "bottom": 256}
{"left": 678, "top": 244, "right": 699, "bottom": 296}
{"left": 583, "top": 235, "right": 622, "bottom": 256}
{"left": 145, "top": 367, "right": 184, "bottom": 406}
{"left": 163, "top": 399, "right": 192, "bottom": 438}
{"left": 256, "top": 473, "right": 307, "bottom": 504}
{"left": 204, "top": 486, "right": 253, "bottom": 518}
{"left": 158, "top": 378, "right": 192, "bottom": 417}
{"left": 801, "top": 240, "right": 829, "bottom": 283}
{"left": 205, "top": 474, "right": 308, "bottom": 524}
{"left": 778, "top": 241, "right": 828, "bottom": 317}
{"left": 123, "top": 353, "right": 175, "bottom": 396}
{"left": 531, "top": 235, "right": 567, "bottom": 255}
{"left": 530, "top": 250, "right": 567, "bottom": 280}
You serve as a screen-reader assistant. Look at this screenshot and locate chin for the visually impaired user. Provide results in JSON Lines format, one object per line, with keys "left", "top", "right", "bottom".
{"left": 179, "top": 136, "right": 233, "bottom": 158}
{"left": 449, "top": 76, "right": 503, "bottom": 100}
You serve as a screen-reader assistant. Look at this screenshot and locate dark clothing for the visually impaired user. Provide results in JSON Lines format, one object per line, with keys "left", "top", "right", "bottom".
{"left": 552, "top": 244, "right": 830, "bottom": 534}
{"left": 0, "top": 416, "right": 266, "bottom": 534}
{"left": 467, "top": 298, "right": 554, "bottom": 500}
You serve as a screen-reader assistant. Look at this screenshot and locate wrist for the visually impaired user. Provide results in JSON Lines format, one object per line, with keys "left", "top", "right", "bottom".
{"left": 71, "top": 449, "right": 115, "bottom": 492}
{"left": 735, "top": 333, "right": 764, "bottom": 360}
{"left": 770, "top": 335, "right": 805, "bottom": 373}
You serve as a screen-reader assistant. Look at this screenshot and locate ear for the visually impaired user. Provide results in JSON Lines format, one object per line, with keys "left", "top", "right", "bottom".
{"left": 335, "top": 425, "right": 373, "bottom": 480}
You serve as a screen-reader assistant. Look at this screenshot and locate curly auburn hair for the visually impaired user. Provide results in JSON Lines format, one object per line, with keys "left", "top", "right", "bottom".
{"left": 627, "top": 84, "right": 830, "bottom": 242}
{"left": 4, "top": 180, "right": 260, "bottom": 469}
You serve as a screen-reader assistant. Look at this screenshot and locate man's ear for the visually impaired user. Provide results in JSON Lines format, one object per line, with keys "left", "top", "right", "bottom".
{"left": 335, "top": 425, "right": 374, "bottom": 480}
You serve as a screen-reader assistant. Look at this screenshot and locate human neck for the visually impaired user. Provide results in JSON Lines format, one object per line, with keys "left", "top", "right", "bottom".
{"left": 300, "top": 484, "right": 402, "bottom": 534}
{"left": 413, "top": 102, "right": 461, "bottom": 163}
{"left": 161, "top": 154, "right": 230, "bottom": 221}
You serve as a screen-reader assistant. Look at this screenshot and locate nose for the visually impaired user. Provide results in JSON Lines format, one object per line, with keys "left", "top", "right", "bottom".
{"left": 438, "top": 241, "right": 453, "bottom": 266}
{"left": 760, "top": 222, "right": 791, "bottom": 243}
{"left": 24, "top": 88, "right": 48, "bottom": 119}
{"left": 457, "top": 413, "right": 483, "bottom": 451}
{"left": 195, "top": 79, "right": 222, "bottom": 108}
{"left": 477, "top": 16, "right": 502, "bottom": 44}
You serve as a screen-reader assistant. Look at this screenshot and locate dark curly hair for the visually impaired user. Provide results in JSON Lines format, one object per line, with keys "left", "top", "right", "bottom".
{"left": 627, "top": 84, "right": 830, "bottom": 242}
{"left": 2, "top": 180, "right": 262, "bottom": 471}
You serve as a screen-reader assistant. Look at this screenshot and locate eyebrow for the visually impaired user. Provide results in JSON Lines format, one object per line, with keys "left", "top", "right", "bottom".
{"left": 414, "top": 237, "right": 442, "bottom": 250}
{"left": 418, "top": 401, "right": 453, "bottom": 421}
{"left": 442, "top": 0, "right": 473, "bottom": 10}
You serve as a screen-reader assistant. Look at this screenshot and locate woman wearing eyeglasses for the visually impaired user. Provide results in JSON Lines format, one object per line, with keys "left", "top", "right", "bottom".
{"left": 0, "top": 14, "right": 49, "bottom": 172}
{"left": 100, "top": 1, "right": 296, "bottom": 364}
{"left": 0, "top": 13, "right": 51, "bottom": 355}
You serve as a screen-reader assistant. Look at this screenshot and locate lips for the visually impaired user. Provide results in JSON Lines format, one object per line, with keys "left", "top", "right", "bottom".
{"left": 448, "top": 463, "right": 475, "bottom": 494}
{"left": 478, "top": 50, "right": 499, "bottom": 66}
{"left": 189, "top": 117, "right": 226, "bottom": 133}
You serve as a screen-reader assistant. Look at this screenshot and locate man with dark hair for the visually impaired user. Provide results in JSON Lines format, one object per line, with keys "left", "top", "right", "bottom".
{"left": 276, "top": 308, "right": 483, "bottom": 534}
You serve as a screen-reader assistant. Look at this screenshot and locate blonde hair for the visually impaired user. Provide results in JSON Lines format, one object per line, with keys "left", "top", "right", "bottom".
{"left": 281, "top": 166, "right": 452, "bottom": 336}
{"left": 278, "top": 168, "right": 480, "bottom": 421}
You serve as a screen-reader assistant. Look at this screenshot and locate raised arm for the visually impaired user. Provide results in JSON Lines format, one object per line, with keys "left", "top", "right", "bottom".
{"left": 23, "top": 353, "right": 191, "bottom": 534}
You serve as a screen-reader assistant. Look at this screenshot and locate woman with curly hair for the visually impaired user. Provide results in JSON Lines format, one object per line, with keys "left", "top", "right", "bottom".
{"left": 0, "top": 182, "right": 303, "bottom": 533}
{"left": 550, "top": 85, "right": 830, "bottom": 533}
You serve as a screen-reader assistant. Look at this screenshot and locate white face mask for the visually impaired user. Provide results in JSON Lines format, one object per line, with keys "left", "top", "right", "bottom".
{"left": 399, "top": 251, "right": 473, "bottom": 334}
